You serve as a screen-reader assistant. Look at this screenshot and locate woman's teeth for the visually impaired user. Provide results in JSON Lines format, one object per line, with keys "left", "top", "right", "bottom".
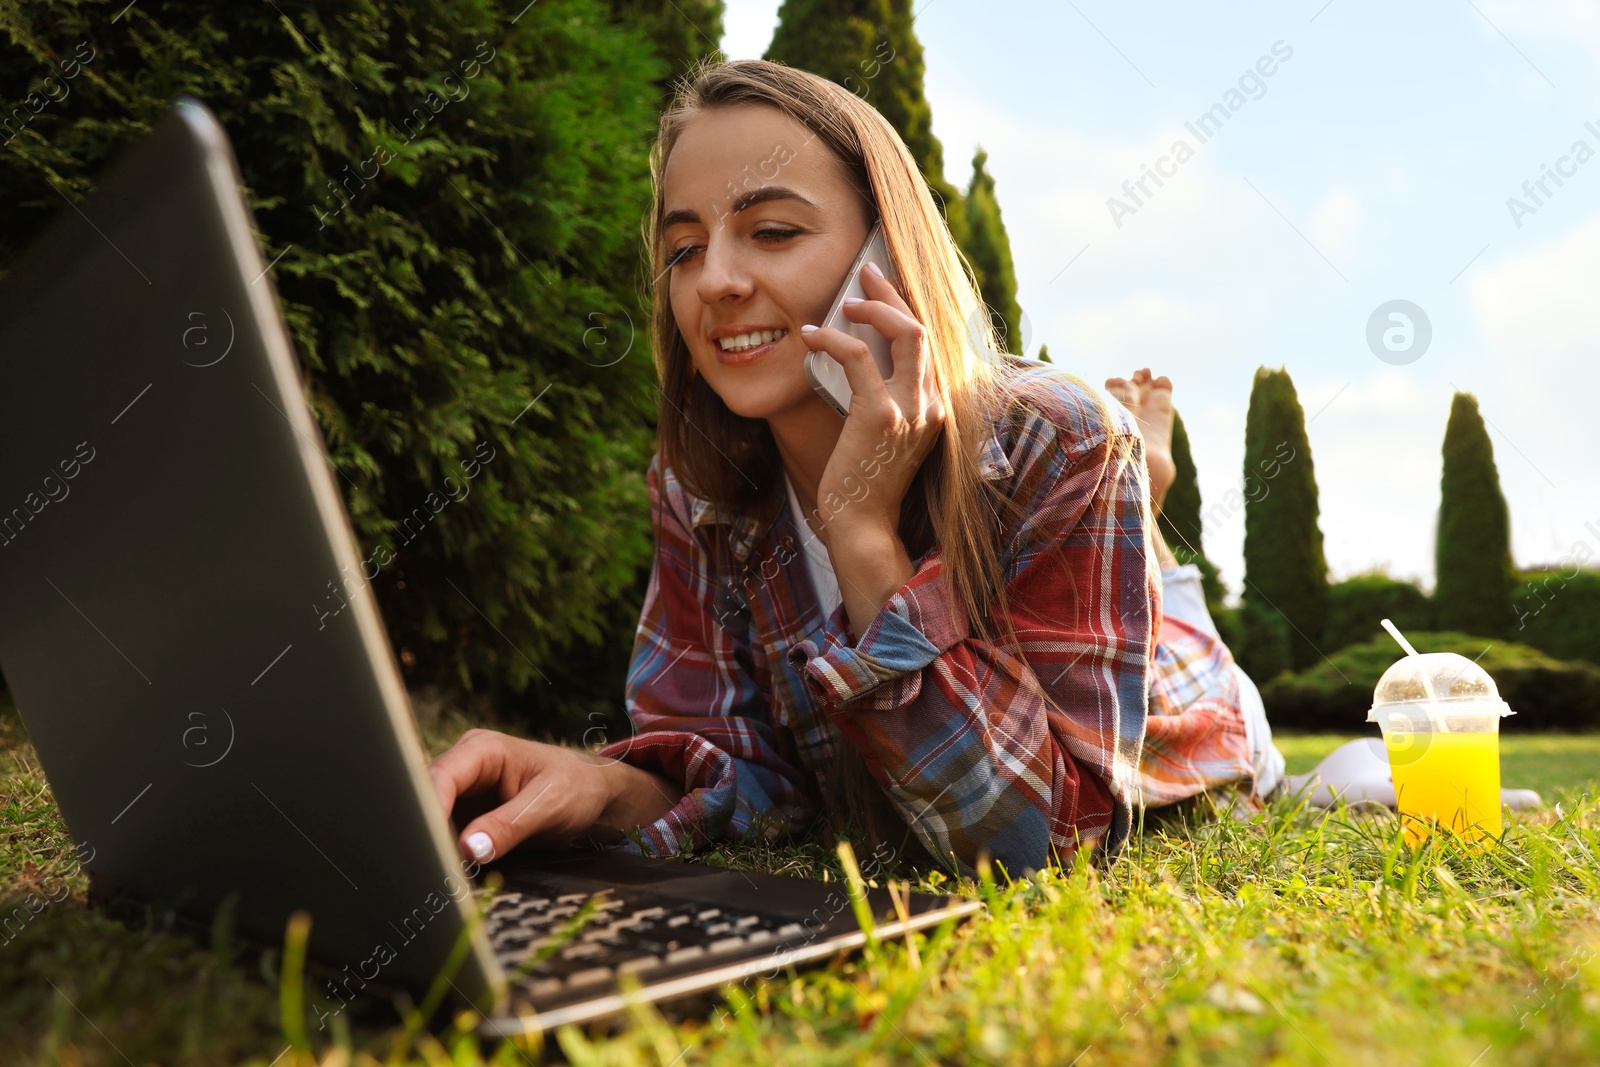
{"left": 718, "top": 328, "right": 786, "bottom": 353}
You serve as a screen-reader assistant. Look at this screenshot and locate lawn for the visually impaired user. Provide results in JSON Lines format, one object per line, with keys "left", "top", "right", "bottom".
{"left": 1275, "top": 732, "right": 1600, "bottom": 803}
{"left": 3, "top": 699, "right": 1598, "bottom": 1066}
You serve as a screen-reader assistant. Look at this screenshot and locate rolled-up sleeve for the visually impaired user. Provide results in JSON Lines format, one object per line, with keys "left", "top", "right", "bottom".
{"left": 788, "top": 407, "right": 1154, "bottom": 877}
{"left": 595, "top": 457, "right": 816, "bottom": 857}
{"left": 787, "top": 571, "right": 967, "bottom": 705}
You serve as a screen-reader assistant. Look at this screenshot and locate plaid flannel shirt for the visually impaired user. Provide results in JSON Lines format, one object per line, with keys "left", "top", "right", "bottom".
{"left": 597, "top": 359, "right": 1250, "bottom": 874}
{"left": 1143, "top": 614, "right": 1255, "bottom": 806}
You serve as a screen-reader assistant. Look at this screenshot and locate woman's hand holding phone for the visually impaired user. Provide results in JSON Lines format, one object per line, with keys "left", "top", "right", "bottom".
{"left": 798, "top": 261, "right": 945, "bottom": 637}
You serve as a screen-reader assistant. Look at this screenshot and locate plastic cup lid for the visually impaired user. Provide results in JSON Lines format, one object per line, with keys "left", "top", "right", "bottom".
{"left": 1366, "top": 651, "right": 1514, "bottom": 722}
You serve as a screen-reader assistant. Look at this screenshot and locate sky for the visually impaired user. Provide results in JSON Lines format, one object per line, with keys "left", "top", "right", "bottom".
{"left": 719, "top": 0, "right": 1600, "bottom": 598}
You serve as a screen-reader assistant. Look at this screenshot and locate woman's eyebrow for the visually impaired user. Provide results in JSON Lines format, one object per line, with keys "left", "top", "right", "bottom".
{"left": 659, "top": 206, "right": 701, "bottom": 231}
{"left": 729, "top": 186, "right": 819, "bottom": 215}
{"left": 659, "top": 186, "right": 819, "bottom": 233}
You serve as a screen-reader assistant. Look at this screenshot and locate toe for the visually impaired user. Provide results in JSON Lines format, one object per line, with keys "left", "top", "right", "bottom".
{"left": 1130, "top": 368, "right": 1156, "bottom": 407}
{"left": 1145, "top": 375, "right": 1174, "bottom": 414}
{"left": 1105, "top": 377, "right": 1135, "bottom": 406}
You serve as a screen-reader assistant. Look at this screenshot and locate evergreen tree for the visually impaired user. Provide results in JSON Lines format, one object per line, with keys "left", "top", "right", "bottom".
{"left": 0, "top": 0, "right": 664, "bottom": 730}
{"left": 1159, "top": 409, "right": 1203, "bottom": 557}
{"left": 1159, "top": 410, "right": 1225, "bottom": 611}
{"left": 608, "top": 0, "right": 725, "bottom": 100}
{"left": 962, "top": 146, "right": 1022, "bottom": 352}
{"left": 765, "top": 0, "right": 966, "bottom": 245}
{"left": 559, "top": 0, "right": 722, "bottom": 732}
{"left": 1240, "top": 367, "right": 1328, "bottom": 674}
{"left": 1435, "top": 392, "right": 1515, "bottom": 637}
{"left": 1037, "top": 343, "right": 1052, "bottom": 364}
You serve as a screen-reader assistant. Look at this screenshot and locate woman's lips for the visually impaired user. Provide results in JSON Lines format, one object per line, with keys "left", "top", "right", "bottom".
{"left": 714, "top": 334, "right": 785, "bottom": 366}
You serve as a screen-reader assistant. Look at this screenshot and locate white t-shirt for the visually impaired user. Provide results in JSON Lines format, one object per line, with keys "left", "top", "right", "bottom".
{"left": 782, "top": 472, "right": 844, "bottom": 621}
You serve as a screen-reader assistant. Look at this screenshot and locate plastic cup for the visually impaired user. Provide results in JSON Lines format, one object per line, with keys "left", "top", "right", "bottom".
{"left": 1366, "top": 652, "right": 1514, "bottom": 847}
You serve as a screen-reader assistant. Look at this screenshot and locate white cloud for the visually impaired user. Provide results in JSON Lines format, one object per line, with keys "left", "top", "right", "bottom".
{"left": 1304, "top": 373, "right": 1451, "bottom": 587}
{"left": 1468, "top": 0, "right": 1600, "bottom": 106}
{"left": 1308, "top": 188, "right": 1362, "bottom": 261}
{"left": 1473, "top": 0, "right": 1600, "bottom": 42}
{"left": 1472, "top": 210, "right": 1600, "bottom": 356}
{"left": 1056, "top": 293, "right": 1203, "bottom": 358}
{"left": 1464, "top": 214, "right": 1600, "bottom": 570}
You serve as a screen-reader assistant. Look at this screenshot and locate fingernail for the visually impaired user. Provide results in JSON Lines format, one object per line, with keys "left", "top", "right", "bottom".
{"left": 866, "top": 260, "right": 884, "bottom": 277}
{"left": 466, "top": 832, "right": 494, "bottom": 861}
{"left": 800, "top": 324, "right": 818, "bottom": 333}
{"left": 843, "top": 296, "right": 863, "bottom": 305}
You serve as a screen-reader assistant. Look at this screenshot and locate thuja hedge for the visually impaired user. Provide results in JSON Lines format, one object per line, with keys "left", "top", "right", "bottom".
{"left": 0, "top": 1, "right": 667, "bottom": 726}
{"left": 1514, "top": 568, "right": 1600, "bottom": 669}
{"left": 1320, "top": 573, "right": 1434, "bottom": 657}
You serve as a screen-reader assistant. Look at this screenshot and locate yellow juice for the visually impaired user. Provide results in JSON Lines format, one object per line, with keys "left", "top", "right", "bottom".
{"left": 1384, "top": 730, "right": 1502, "bottom": 845}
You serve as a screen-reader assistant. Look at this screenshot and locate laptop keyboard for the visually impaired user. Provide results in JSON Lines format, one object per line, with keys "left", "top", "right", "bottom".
{"left": 480, "top": 888, "right": 810, "bottom": 1000}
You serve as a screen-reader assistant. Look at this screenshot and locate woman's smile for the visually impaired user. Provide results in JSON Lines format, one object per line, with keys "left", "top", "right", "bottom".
{"left": 712, "top": 324, "right": 789, "bottom": 365}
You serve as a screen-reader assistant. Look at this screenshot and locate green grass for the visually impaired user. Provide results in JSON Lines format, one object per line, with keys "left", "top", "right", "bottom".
{"left": 1277, "top": 731, "right": 1600, "bottom": 802}
{"left": 4, "top": 698, "right": 1599, "bottom": 1066}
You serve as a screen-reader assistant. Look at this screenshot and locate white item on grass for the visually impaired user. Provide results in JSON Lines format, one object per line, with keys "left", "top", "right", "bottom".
{"left": 1278, "top": 737, "right": 1542, "bottom": 811}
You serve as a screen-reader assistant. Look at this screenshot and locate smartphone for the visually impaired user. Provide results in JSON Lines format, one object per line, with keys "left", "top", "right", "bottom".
{"left": 803, "top": 221, "right": 900, "bottom": 417}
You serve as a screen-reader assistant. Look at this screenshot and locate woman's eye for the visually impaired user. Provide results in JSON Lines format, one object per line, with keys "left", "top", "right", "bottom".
{"left": 667, "top": 228, "right": 798, "bottom": 268}
{"left": 666, "top": 244, "right": 702, "bottom": 268}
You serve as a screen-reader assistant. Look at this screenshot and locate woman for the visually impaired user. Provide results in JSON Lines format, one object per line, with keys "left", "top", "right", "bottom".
{"left": 428, "top": 59, "right": 1266, "bottom": 877}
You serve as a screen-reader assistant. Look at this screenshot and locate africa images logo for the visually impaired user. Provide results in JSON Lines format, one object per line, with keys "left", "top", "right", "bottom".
{"left": 1365, "top": 300, "right": 1431, "bottom": 366}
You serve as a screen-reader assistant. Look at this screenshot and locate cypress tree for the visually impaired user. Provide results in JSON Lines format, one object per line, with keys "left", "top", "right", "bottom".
{"left": 962, "top": 146, "right": 1023, "bottom": 353}
{"left": 1159, "top": 409, "right": 1203, "bottom": 557}
{"left": 1435, "top": 392, "right": 1515, "bottom": 637}
{"left": 1240, "top": 367, "right": 1328, "bottom": 673}
{"left": 765, "top": 0, "right": 966, "bottom": 245}
{"left": 1159, "top": 409, "right": 1226, "bottom": 612}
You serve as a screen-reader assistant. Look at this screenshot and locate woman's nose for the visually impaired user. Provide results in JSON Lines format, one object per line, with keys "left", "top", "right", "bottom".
{"left": 695, "top": 233, "right": 753, "bottom": 304}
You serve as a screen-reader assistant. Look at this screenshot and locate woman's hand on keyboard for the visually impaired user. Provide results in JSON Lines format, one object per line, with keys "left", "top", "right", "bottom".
{"left": 427, "top": 728, "right": 683, "bottom": 862}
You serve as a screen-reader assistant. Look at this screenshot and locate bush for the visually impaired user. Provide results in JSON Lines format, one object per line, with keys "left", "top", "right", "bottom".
{"left": 1235, "top": 599, "right": 1293, "bottom": 684}
{"left": 1212, "top": 603, "right": 1243, "bottom": 665}
{"left": 1321, "top": 573, "right": 1434, "bottom": 655}
{"left": 0, "top": 1, "right": 666, "bottom": 730}
{"left": 1514, "top": 568, "right": 1600, "bottom": 668}
{"left": 1259, "top": 631, "right": 1600, "bottom": 732}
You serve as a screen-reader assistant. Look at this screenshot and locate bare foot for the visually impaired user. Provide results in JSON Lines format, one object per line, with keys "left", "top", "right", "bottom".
{"left": 1105, "top": 368, "right": 1176, "bottom": 512}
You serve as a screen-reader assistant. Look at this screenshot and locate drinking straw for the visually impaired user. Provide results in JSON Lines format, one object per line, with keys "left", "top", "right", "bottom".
{"left": 1381, "top": 617, "right": 1446, "bottom": 729}
{"left": 1381, "top": 618, "right": 1420, "bottom": 658}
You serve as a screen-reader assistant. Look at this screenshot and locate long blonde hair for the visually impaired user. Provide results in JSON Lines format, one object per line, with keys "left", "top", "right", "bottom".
{"left": 640, "top": 58, "right": 1106, "bottom": 861}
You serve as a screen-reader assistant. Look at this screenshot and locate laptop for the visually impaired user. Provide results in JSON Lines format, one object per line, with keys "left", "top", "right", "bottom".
{"left": 0, "top": 97, "right": 980, "bottom": 1035}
